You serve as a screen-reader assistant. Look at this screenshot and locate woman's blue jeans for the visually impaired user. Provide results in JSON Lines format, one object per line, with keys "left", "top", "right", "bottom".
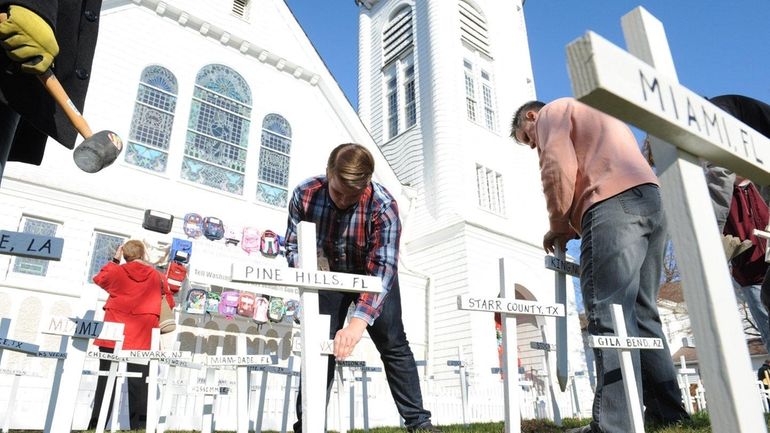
{"left": 580, "top": 184, "right": 689, "bottom": 433}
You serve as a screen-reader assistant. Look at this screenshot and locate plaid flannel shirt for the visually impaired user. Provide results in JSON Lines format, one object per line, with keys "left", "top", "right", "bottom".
{"left": 285, "top": 175, "right": 401, "bottom": 325}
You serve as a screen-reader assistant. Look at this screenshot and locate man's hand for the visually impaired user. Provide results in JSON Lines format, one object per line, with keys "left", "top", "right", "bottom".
{"left": 333, "top": 317, "right": 367, "bottom": 361}
{"left": 542, "top": 230, "right": 572, "bottom": 254}
{"left": 0, "top": 5, "right": 59, "bottom": 74}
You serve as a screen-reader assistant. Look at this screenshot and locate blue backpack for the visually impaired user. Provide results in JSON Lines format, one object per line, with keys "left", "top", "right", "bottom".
{"left": 170, "top": 238, "right": 193, "bottom": 263}
{"left": 203, "top": 216, "right": 225, "bottom": 241}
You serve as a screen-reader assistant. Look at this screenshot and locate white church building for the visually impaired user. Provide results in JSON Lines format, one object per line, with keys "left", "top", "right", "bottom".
{"left": 0, "top": 0, "right": 595, "bottom": 429}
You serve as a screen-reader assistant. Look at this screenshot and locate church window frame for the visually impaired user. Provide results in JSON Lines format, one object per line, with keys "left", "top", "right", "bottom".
{"left": 382, "top": 4, "right": 417, "bottom": 140}
{"left": 256, "top": 113, "right": 292, "bottom": 208}
{"left": 125, "top": 65, "right": 178, "bottom": 173}
{"left": 182, "top": 64, "right": 252, "bottom": 196}
{"left": 12, "top": 216, "right": 60, "bottom": 277}
{"left": 475, "top": 164, "right": 505, "bottom": 215}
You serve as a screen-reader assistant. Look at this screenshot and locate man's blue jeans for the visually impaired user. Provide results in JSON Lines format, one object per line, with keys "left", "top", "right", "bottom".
{"left": 293, "top": 280, "right": 431, "bottom": 432}
{"left": 580, "top": 184, "right": 689, "bottom": 433}
{"left": 735, "top": 282, "right": 770, "bottom": 351}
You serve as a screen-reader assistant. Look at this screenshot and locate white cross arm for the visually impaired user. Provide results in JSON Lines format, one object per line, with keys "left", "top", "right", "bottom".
{"left": 544, "top": 255, "right": 580, "bottom": 277}
{"left": 230, "top": 263, "right": 382, "bottom": 294}
{"left": 42, "top": 315, "right": 124, "bottom": 341}
{"left": 0, "top": 367, "right": 44, "bottom": 377}
{"left": 530, "top": 341, "right": 555, "bottom": 351}
{"left": 36, "top": 351, "right": 67, "bottom": 359}
{"left": 121, "top": 350, "right": 192, "bottom": 362}
{"left": 566, "top": 31, "right": 770, "bottom": 183}
{"left": 457, "top": 295, "right": 565, "bottom": 317}
{"left": 0, "top": 337, "right": 39, "bottom": 355}
{"left": 588, "top": 335, "right": 664, "bottom": 350}
{"left": 206, "top": 354, "right": 275, "bottom": 367}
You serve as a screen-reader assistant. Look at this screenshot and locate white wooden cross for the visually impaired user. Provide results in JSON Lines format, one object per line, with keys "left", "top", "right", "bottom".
{"left": 566, "top": 6, "right": 770, "bottom": 433}
{"left": 0, "top": 320, "right": 42, "bottom": 433}
{"left": 445, "top": 348, "right": 470, "bottom": 427}
{"left": 529, "top": 326, "right": 561, "bottom": 426}
{"left": 336, "top": 359, "right": 382, "bottom": 433}
{"left": 676, "top": 355, "right": 697, "bottom": 414}
{"left": 457, "top": 257, "right": 565, "bottom": 433}
{"left": 249, "top": 355, "right": 300, "bottom": 433}
{"left": 544, "top": 244, "right": 578, "bottom": 391}
{"left": 41, "top": 315, "right": 124, "bottom": 433}
{"left": 231, "top": 221, "right": 382, "bottom": 433}
{"left": 588, "top": 304, "right": 665, "bottom": 433}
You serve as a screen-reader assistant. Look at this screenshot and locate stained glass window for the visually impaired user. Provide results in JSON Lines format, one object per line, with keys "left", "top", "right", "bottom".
{"left": 13, "top": 217, "right": 58, "bottom": 276}
{"left": 183, "top": 65, "right": 252, "bottom": 194}
{"left": 257, "top": 114, "right": 291, "bottom": 207}
{"left": 88, "top": 232, "right": 127, "bottom": 282}
{"left": 125, "top": 65, "right": 177, "bottom": 172}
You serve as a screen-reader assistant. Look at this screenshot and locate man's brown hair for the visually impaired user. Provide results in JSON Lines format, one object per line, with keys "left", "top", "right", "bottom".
{"left": 122, "top": 240, "right": 146, "bottom": 262}
{"left": 326, "top": 143, "right": 375, "bottom": 190}
{"left": 510, "top": 100, "right": 546, "bottom": 141}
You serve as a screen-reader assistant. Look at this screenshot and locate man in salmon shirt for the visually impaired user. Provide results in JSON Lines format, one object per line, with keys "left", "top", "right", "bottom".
{"left": 510, "top": 98, "right": 689, "bottom": 433}
{"left": 88, "top": 240, "right": 175, "bottom": 430}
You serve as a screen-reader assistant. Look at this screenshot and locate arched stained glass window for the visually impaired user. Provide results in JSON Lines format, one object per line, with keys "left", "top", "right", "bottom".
{"left": 125, "top": 65, "right": 178, "bottom": 172}
{"left": 256, "top": 114, "right": 291, "bottom": 207}
{"left": 182, "top": 64, "right": 252, "bottom": 195}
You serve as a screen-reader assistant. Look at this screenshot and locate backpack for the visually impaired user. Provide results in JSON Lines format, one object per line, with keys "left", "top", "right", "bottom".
{"left": 183, "top": 213, "right": 203, "bottom": 239}
{"left": 268, "top": 296, "right": 285, "bottom": 322}
{"left": 185, "top": 287, "right": 207, "bottom": 315}
{"left": 237, "top": 292, "right": 256, "bottom": 318}
{"left": 142, "top": 209, "right": 174, "bottom": 234}
{"left": 203, "top": 216, "right": 225, "bottom": 241}
{"left": 205, "top": 291, "right": 221, "bottom": 314}
{"left": 166, "top": 261, "right": 187, "bottom": 293}
{"left": 224, "top": 226, "right": 240, "bottom": 246}
{"left": 253, "top": 296, "right": 270, "bottom": 324}
{"left": 170, "top": 238, "right": 193, "bottom": 264}
{"left": 260, "top": 230, "right": 280, "bottom": 257}
{"left": 283, "top": 299, "right": 300, "bottom": 325}
{"left": 219, "top": 290, "right": 240, "bottom": 318}
{"left": 241, "top": 227, "right": 261, "bottom": 255}
{"left": 725, "top": 181, "right": 770, "bottom": 286}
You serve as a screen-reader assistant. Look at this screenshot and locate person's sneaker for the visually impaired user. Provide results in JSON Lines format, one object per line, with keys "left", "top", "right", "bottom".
{"left": 406, "top": 423, "right": 443, "bottom": 433}
{"left": 565, "top": 426, "right": 593, "bottom": 433}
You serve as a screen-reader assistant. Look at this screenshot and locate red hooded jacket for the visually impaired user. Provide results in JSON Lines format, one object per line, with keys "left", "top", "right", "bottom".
{"left": 92, "top": 261, "right": 175, "bottom": 349}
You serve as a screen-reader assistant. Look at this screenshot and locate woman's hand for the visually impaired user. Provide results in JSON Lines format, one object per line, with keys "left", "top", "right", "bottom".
{"left": 114, "top": 245, "right": 123, "bottom": 261}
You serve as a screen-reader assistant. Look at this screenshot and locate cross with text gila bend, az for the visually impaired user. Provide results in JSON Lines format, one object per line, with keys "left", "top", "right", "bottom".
{"left": 588, "top": 304, "right": 666, "bottom": 433}
{"left": 456, "top": 257, "right": 565, "bottom": 433}
{"left": 231, "top": 221, "right": 382, "bottom": 433}
{"left": 566, "top": 6, "right": 770, "bottom": 433}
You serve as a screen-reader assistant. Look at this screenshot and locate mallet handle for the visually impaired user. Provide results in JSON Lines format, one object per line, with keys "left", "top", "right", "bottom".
{"left": 0, "top": 12, "right": 92, "bottom": 139}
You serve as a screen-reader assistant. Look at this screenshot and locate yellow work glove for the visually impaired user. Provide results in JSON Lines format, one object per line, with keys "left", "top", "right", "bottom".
{"left": 0, "top": 5, "right": 59, "bottom": 74}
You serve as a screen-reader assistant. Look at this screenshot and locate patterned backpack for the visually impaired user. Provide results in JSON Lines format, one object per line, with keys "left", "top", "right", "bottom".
{"left": 219, "top": 290, "right": 240, "bottom": 318}
{"left": 237, "top": 292, "right": 256, "bottom": 318}
{"left": 241, "top": 227, "right": 261, "bottom": 255}
{"left": 268, "top": 296, "right": 285, "bottom": 322}
{"left": 253, "top": 296, "right": 270, "bottom": 324}
{"left": 283, "top": 299, "right": 300, "bottom": 325}
{"left": 260, "top": 230, "right": 280, "bottom": 257}
{"left": 183, "top": 213, "right": 203, "bottom": 239}
{"left": 203, "top": 217, "right": 225, "bottom": 241}
{"left": 185, "top": 287, "right": 207, "bottom": 315}
{"left": 205, "top": 291, "right": 221, "bottom": 314}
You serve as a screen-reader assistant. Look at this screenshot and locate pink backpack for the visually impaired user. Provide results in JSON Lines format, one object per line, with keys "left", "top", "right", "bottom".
{"left": 242, "top": 227, "right": 261, "bottom": 255}
{"left": 260, "top": 230, "right": 279, "bottom": 257}
{"left": 253, "top": 297, "right": 270, "bottom": 324}
{"left": 219, "top": 291, "right": 240, "bottom": 318}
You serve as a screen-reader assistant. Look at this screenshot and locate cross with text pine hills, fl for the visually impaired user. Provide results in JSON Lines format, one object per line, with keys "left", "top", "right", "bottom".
{"left": 231, "top": 221, "right": 382, "bottom": 433}
{"left": 567, "top": 7, "right": 770, "bottom": 433}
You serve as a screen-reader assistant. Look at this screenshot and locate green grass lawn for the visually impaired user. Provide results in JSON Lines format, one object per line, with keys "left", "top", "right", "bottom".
{"left": 53, "top": 413, "right": 770, "bottom": 433}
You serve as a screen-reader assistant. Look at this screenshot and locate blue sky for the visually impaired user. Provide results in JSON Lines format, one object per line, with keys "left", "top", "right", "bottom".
{"left": 286, "top": 0, "right": 770, "bottom": 109}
